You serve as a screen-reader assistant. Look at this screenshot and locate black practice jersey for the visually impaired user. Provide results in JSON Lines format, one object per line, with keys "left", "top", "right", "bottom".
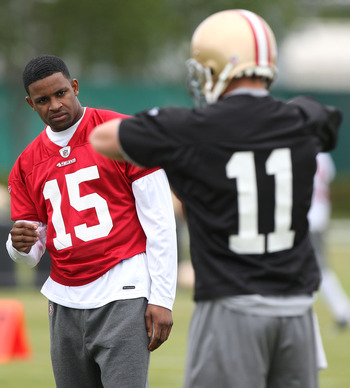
{"left": 119, "top": 92, "right": 341, "bottom": 301}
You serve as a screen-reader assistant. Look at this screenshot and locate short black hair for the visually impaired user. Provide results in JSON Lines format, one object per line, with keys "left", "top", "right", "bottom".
{"left": 23, "top": 55, "right": 71, "bottom": 94}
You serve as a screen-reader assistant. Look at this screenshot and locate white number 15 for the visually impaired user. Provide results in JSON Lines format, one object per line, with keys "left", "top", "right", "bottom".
{"left": 43, "top": 165, "right": 113, "bottom": 250}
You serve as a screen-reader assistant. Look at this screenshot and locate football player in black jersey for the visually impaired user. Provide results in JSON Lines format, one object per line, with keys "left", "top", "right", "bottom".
{"left": 90, "top": 9, "right": 342, "bottom": 388}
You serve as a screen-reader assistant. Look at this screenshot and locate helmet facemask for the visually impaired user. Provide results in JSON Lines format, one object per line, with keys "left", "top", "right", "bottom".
{"left": 186, "top": 58, "right": 208, "bottom": 108}
{"left": 186, "top": 57, "right": 238, "bottom": 107}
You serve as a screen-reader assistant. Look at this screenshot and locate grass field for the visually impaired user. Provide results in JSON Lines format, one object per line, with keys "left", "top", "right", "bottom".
{"left": 0, "top": 221, "right": 349, "bottom": 388}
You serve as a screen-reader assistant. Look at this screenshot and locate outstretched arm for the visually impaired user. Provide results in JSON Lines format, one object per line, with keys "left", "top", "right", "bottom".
{"left": 89, "top": 118, "right": 125, "bottom": 160}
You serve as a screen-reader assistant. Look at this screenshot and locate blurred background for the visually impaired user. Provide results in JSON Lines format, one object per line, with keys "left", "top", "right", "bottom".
{"left": 0, "top": 0, "right": 349, "bottom": 387}
{"left": 0, "top": 0, "right": 350, "bottom": 216}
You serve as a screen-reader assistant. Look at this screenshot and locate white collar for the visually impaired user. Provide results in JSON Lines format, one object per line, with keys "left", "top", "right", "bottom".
{"left": 223, "top": 87, "right": 269, "bottom": 98}
{"left": 46, "top": 107, "right": 86, "bottom": 147}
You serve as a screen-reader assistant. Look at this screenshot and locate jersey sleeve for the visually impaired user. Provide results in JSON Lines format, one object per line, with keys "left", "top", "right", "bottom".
{"left": 125, "top": 162, "right": 160, "bottom": 183}
{"left": 8, "top": 160, "right": 40, "bottom": 221}
{"left": 119, "top": 107, "right": 190, "bottom": 169}
{"left": 288, "top": 96, "right": 342, "bottom": 152}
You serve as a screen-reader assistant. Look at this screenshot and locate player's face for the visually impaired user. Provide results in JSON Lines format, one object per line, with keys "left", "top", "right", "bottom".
{"left": 26, "top": 72, "right": 84, "bottom": 132}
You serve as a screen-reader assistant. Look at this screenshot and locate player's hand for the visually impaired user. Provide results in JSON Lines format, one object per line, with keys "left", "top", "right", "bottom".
{"left": 145, "top": 304, "right": 173, "bottom": 352}
{"left": 10, "top": 221, "right": 40, "bottom": 254}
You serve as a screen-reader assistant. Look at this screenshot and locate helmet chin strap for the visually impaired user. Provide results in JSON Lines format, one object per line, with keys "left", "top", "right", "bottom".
{"left": 203, "top": 68, "right": 213, "bottom": 98}
{"left": 204, "top": 62, "right": 234, "bottom": 104}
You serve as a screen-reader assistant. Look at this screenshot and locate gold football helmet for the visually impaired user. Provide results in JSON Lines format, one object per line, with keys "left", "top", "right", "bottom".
{"left": 187, "top": 9, "right": 278, "bottom": 106}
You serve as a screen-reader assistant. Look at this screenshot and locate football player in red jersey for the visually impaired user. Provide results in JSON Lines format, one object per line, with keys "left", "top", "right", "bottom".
{"left": 6, "top": 55, "right": 177, "bottom": 388}
{"left": 90, "top": 10, "right": 343, "bottom": 388}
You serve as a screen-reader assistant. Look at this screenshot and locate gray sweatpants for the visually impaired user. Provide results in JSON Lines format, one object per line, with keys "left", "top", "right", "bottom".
{"left": 48, "top": 298, "right": 150, "bottom": 388}
{"left": 184, "top": 300, "right": 318, "bottom": 388}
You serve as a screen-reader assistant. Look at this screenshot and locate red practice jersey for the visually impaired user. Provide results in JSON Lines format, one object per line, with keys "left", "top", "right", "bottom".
{"left": 9, "top": 108, "right": 158, "bottom": 286}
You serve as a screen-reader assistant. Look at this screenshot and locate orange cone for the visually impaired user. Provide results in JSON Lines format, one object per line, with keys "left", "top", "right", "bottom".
{"left": 0, "top": 299, "right": 31, "bottom": 363}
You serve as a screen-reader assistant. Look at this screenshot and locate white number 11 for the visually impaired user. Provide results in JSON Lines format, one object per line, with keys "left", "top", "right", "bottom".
{"left": 226, "top": 148, "right": 295, "bottom": 254}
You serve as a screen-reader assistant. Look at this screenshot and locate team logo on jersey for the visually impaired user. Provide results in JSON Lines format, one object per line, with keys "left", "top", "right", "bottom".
{"left": 56, "top": 158, "right": 76, "bottom": 168}
{"left": 59, "top": 146, "right": 71, "bottom": 158}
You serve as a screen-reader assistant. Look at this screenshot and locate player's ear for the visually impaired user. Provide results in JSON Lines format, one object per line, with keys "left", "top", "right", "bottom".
{"left": 25, "top": 96, "right": 35, "bottom": 110}
{"left": 71, "top": 78, "right": 79, "bottom": 97}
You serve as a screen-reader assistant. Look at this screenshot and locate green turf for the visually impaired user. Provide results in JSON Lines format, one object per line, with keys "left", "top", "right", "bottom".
{"left": 0, "top": 234, "right": 349, "bottom": 388}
